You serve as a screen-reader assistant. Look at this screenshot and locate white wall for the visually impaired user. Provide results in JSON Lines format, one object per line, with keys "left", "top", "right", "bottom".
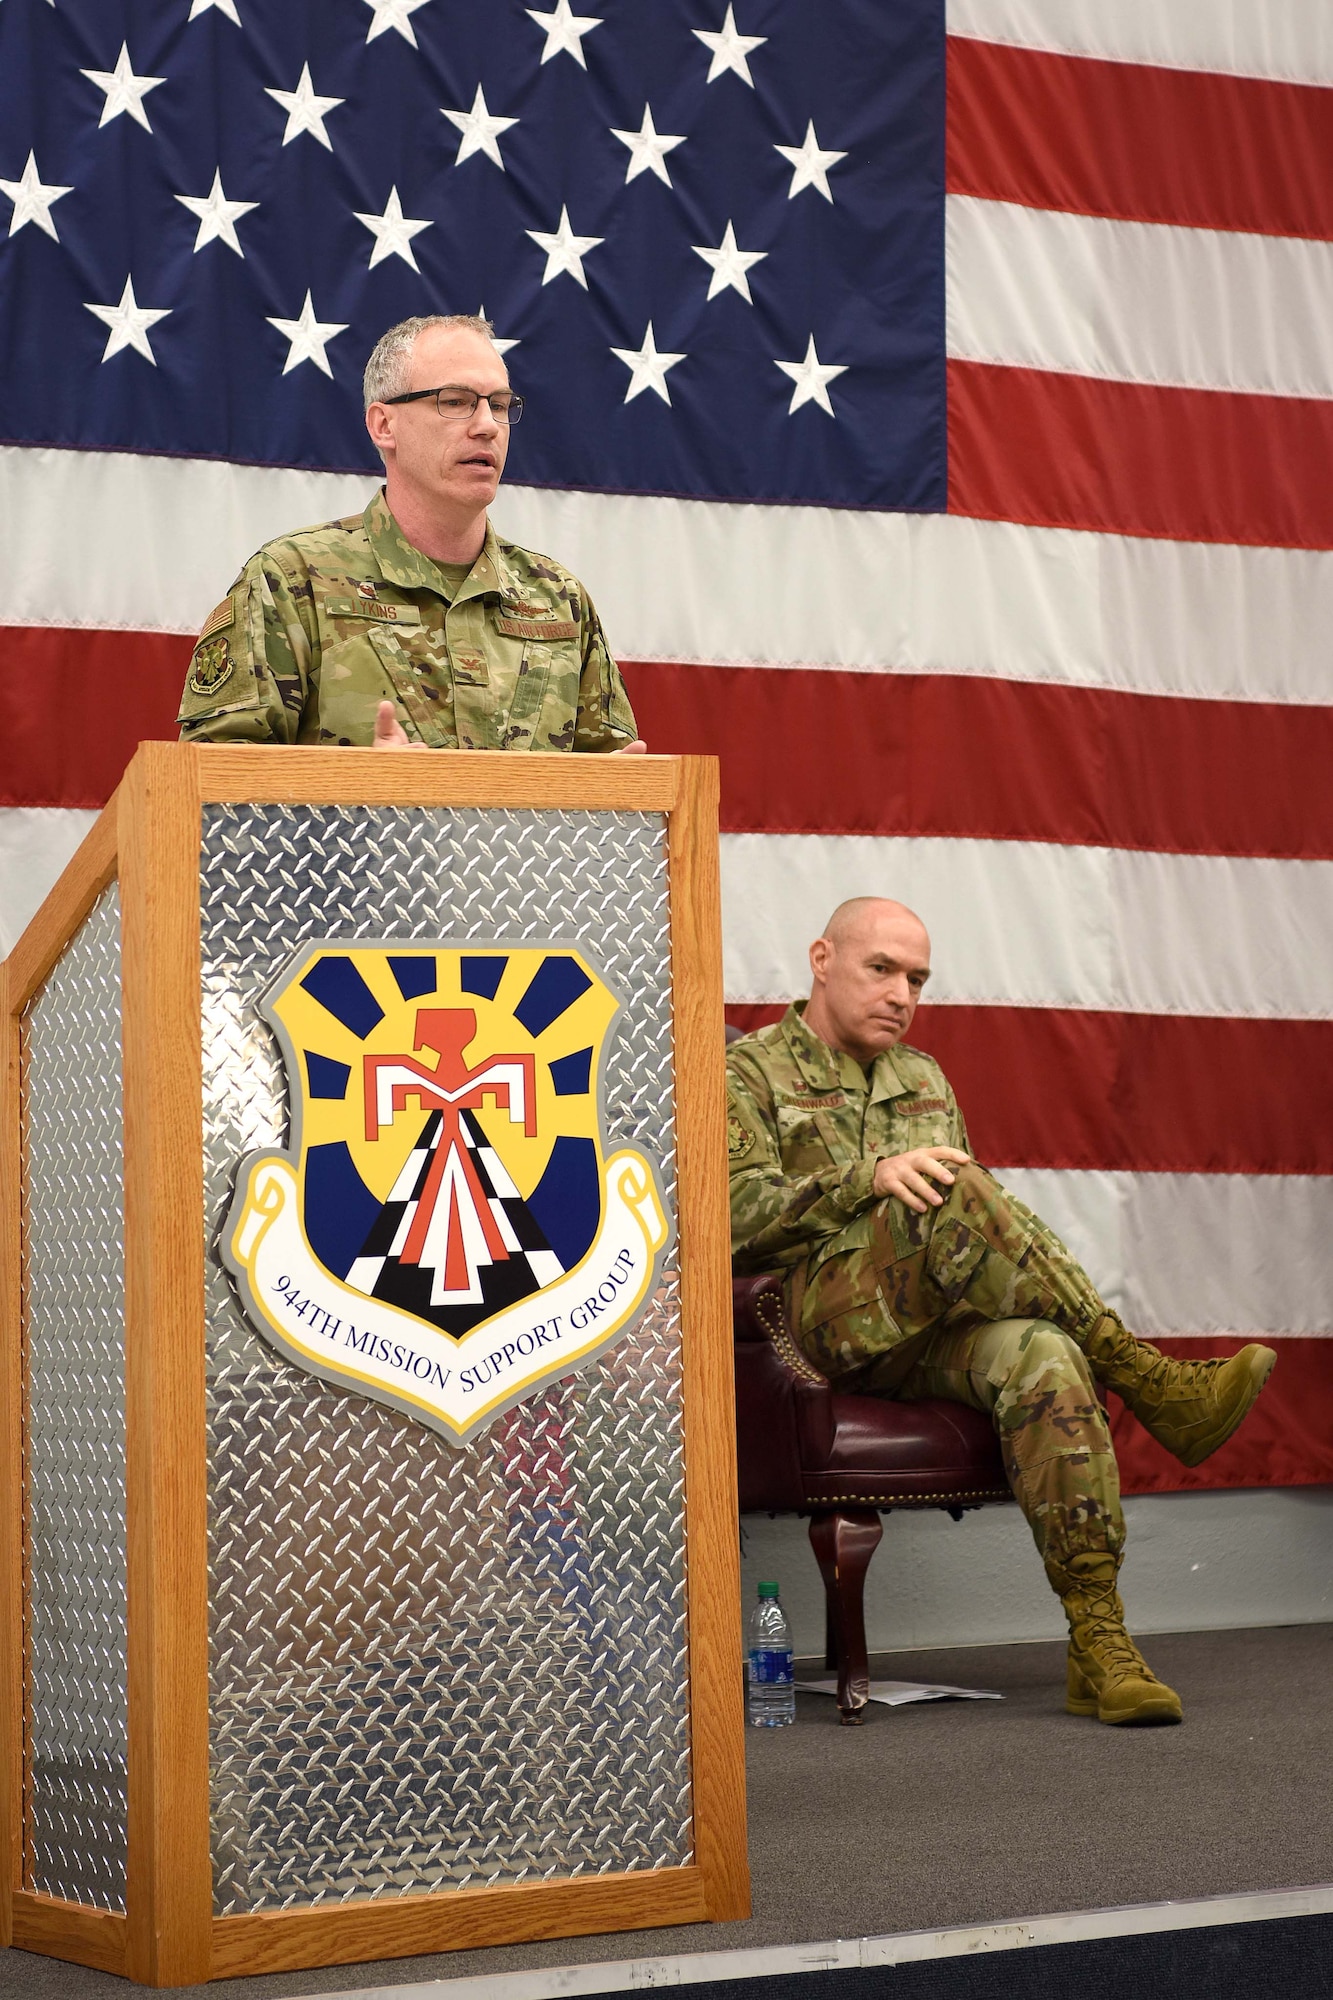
{"left": 739, "top": 1486, "right": 1333, "bottom": 1656}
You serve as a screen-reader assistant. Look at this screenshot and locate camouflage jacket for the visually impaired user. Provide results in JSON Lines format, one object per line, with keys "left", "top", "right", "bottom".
{"left": 177, "top": 489, "right": 638, "bottom": 753}
{"left": 726, "top": 1003, "right": 970, "bottom": 1273}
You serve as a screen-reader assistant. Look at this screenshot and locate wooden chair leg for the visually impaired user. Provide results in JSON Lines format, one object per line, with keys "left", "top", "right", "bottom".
{"left": 808, "top": 1508, "right": 883, "bottom": 1725}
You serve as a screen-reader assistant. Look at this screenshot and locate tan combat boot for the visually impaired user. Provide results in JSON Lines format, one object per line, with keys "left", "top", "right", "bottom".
{"left": 1051, "top": 1550, "right": 1183, "bottom": 1726}
{"left": 1083, "top": 1315, "right": 1275, "bottom": 1468}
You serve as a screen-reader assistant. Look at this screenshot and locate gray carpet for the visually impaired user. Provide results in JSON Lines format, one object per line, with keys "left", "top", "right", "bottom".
{"left": 3, "top": 1624, "right": 1330, "bottom": 2000}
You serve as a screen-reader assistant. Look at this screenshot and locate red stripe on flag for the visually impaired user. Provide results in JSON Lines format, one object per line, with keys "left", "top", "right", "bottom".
{"left": 725, "top": 1005, "right": 1333, "bottom": 1177}
{"left": 947, "top": 361, "right": 1333, "bottom": 551}
{"left": 947, "top": 35, "right": 1333, "bottom": 241}
{"left": 17, "top": 632, "right": 1333, "bottom": 853}
{"left": 623, "top": 663, "right": 1333, "bottom": 861}
{"left": 1109, "top": 1340, "right": 1333, "bottom": 1493}
{"left": 0, "top": 625, "right": 186, "bottom": 808}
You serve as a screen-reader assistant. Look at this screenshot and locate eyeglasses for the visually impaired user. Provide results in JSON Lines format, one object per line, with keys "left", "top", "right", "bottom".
{"left": 382, "top": 384, "right": 524, "bottom": 425}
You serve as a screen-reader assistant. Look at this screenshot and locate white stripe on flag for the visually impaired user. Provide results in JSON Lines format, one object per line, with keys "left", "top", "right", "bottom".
{"left": 997, "top": 1169, "right": 1333, "bottom": 1340}
{"left": 720, "top": 833, "right": 1333, "bottom": 1019}
{"left": 0, "top": 807, "right": 99, "bottom": 958}
{"left": 947, "top": 195, "right": 1333, "bottom": 400}
{"left": 945, "top": 0, "right": 1333, "bottom": 87}
{"left": 4, "top": 447, "right": 1331, "bottom": 707}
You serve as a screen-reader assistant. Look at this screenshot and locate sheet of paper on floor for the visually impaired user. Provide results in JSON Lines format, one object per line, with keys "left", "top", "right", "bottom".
{"left": 796, "top": 1679, "right": 1003, "bottom": 1707}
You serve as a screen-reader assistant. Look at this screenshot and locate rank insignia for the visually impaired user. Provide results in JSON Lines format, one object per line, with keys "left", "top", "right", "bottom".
{"left": 188, "top": 635, "right": 232, "bottom": 696}
{"left": 221, "top": 940, "right": 671, "bottom": 1446}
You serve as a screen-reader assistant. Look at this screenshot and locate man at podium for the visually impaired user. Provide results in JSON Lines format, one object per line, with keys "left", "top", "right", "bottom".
{"left": 177, "top": 313, "right": 645, "bottom": 756}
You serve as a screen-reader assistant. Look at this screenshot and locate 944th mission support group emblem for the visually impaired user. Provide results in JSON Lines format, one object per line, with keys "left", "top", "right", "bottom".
{"left": 222, "top": 940, "right": 671, "bottom": 1445}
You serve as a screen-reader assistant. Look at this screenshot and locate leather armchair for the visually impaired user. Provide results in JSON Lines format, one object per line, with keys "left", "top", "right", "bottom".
{"left": 734, "top": 1272, "right": 1011, "bottom": 1723}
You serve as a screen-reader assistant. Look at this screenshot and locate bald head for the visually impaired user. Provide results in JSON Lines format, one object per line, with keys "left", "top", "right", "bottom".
{"left": 803, "top": 897, "right": 932, "bottom": 1063}
{"left": 822, "top": 896, "right": 925, "bottom": 949}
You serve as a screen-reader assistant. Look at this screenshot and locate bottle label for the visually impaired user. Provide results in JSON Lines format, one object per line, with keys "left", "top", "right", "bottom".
{"left": 749, "top": 1649, "right": 794, "bottom": 1685}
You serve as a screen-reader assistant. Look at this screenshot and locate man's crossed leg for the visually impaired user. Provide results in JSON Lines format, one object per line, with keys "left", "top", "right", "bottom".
{"left": 789, "top": 1162, "right": 1275, "bottom": 1725}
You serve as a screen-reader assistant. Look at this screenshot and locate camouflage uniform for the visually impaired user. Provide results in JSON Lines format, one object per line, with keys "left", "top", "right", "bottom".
{"left": 177, "top": 489, "right": 638, "bottom": 753}
{"left": 727, "top": 1004, "right": 1125, "bottom": 1570}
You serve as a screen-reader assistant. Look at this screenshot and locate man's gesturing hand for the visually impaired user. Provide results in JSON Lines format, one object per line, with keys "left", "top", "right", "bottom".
{"left": 372, "top": 699, "right": 430, "bottom": 750}
{"left": 872, "top": 1146, "right": 972, "bottom": 1213}
{"left": 372, "top": 702, "right": 649, "bottom": 755}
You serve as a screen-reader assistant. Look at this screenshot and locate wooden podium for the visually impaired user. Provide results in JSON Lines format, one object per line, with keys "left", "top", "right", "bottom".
{"left": 1, "top": 744, "right": 746, "bottom": 1985}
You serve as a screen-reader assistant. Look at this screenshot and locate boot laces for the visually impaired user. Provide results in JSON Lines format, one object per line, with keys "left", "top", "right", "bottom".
{"left": 1076, "top": 1578, "right": 1151, "bottom": 1682}
{"left": 1138, "top": 1350, "right": 1228, "bottom": 1402}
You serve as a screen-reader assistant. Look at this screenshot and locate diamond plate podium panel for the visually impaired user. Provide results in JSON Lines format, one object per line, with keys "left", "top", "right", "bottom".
{"left": 19, "top": 886, "right": 129, "bottom": 1911}
{"left": 199, "top": 805, "right": 691, "bottom": 1915}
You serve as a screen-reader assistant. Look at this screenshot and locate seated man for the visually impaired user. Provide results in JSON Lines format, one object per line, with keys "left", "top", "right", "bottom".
{"left": 177, "top": 311, "right": 645, "bottom": 756}
{"left": 726, "top": 896, "right": 1275, "bottom": 1726}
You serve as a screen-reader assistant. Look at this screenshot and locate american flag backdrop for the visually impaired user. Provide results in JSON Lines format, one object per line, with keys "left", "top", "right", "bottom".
{"left": 1, "top": 0, "right": 1330, "bottom": 1494}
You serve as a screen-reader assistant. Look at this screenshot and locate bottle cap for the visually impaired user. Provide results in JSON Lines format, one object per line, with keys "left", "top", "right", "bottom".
{"left": 757, "top": 1580, "right": 780, "bottom": 1598}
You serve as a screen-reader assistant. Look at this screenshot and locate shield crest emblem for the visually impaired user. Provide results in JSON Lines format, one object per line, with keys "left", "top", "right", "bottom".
{"left": 221, "top": 939, "right": 671, "bottom": 1443}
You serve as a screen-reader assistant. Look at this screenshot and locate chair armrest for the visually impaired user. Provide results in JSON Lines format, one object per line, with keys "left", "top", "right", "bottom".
{"left": 733, "top": 1274, "right": 835, "bottom": 1503}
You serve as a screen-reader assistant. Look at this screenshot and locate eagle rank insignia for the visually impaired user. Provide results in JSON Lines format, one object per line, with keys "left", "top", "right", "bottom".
{"left": 221, "top": 940, "right": 671, "bottom": 1444}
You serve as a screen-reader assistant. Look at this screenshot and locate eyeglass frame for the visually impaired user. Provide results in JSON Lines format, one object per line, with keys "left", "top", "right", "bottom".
{"left": 380, "top": 383, "right": 525, "bottom": 425}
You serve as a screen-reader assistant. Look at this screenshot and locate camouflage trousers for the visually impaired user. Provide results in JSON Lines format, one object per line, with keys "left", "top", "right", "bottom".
{"left": 789, "top": 1163, "right": 1125, "bottom": 1572}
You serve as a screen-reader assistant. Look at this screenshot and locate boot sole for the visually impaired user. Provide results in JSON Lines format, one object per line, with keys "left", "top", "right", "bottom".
{"left": 1175, "top": 1346, "right": 1277, "bottom": 1468}
{"left": 1067, "top": 1692, "right": 1183, "bottom": 1725}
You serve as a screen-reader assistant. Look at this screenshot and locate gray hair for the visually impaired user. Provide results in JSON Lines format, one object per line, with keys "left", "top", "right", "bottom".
{"left": 362, "top": 313, "right": 498, "bottom": 411}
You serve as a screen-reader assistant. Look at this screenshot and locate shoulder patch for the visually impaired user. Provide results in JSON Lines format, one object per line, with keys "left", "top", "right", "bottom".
{"left": 198, "top": 597, "right": 234, "bottom": 642}
{"left": 188, "top": 635, "right": 233, "bottom": 697}
{"left": 727, "top": 1110, "right": 756, "bottom": 1162}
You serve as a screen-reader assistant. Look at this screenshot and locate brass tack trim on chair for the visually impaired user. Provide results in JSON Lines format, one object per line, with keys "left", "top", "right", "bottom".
{"left": 807, "top": 1488, "right": 1011, "bottom": 1506}
{"left": 754, "top": 1289, "right": 827, "bottom": 1385}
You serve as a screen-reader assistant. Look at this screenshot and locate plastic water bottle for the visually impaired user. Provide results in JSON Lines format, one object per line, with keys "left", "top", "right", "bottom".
{"left": 747, "top": 1581, "right": 795, "bottom": 1726}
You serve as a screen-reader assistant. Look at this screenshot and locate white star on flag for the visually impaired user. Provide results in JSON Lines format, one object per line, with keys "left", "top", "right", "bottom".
{"left": 692, "top": 220, "right": 767, "bottom": 303}
{"left": 611, "top": 322, "right": 686, "bottom": 405}
{"left": 477, "top": 307, "right": 521, "bottom": 357}
{"left": 175, "top": 169, "right": 258, "bottom": 256}
{"left": 611, "top": 105, "right": 686, "bottom": 187}
{"left": 0, "top": 152, "right": 73, "bottom": 241}
{"left": 85, "top": 276, "right": 171, "bottom": 365}
{"left": 526, "top": 0, "right": 602, "bottom": 68}
{"left": 775, "top": 121, "right": 847, "bottom": 202}
{"left": 693, "top": 5, "right": 767, "bottom": 87}
{"left": 354, "top": 186, "right": 432, "bottom": 270}
{"left": 442, "top": 85, "right": 518, "bottom": 170}
{"left": 364, "top": 0, "right": 430, "bottom": 46}
{"left": 527, "top": 205, "right": 604, "bottom": 289}
{"left": 265, "top": 64, "right": 345, "bottom": 151}
{"left": 188, "top": 0, "right": 242, "bottom": 22}
{"left": 775, "top": 335, "right": 848, "bottom": 416}
{"left": 81, "top": 43, "right": 167, "bottom": 132}
{"left": 267, "top": 293, "right": 349, "bottom": 377}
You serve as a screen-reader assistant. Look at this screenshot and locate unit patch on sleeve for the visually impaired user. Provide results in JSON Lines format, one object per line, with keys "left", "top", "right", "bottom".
{"left": 188, "top": 636, "right": 233, "bottom": 696}
{"left": 727, "top": 1110, "right": 756, "bottom": 1162}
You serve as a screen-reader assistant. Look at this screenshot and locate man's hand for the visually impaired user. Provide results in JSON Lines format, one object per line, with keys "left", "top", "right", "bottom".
{"left": 872, "top": 1146, "right": 972, "bottom": 1213}
{"left": 372, "top": 703, "right": 649, "bottom": 755}
{"left": 372, "top": 699, "right": 430, "bottom": 750}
